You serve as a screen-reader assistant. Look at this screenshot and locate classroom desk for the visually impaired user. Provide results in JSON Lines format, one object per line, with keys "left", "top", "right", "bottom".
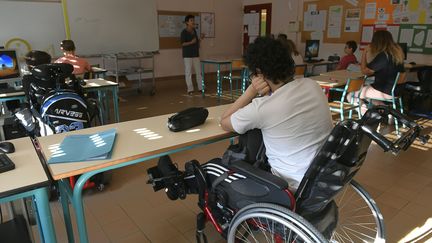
{"left": 201, "top": 58, "right": 235, "bottom": 97}
{"left": 0, "top": 137, "right": 56, "bottom": 243}
{"left": 36, "top": 104, "right": 235, "bottom": 243}
{"left": 320, "top": 69, "right": 364, "bottom": 80}
{"left": 0, "top": 79, "right": 119, "bottom": 124}
{"left": 0, "top": 90, "right": 25, "bottom": 103}
{"left": 90, "top": 67, "right": 108, "bottom": 79}
{"left": 308, "top": 75, "right": 347, "bottom": 97}
{"left": 83, "top": 78, "right": 119, "bottom": 124}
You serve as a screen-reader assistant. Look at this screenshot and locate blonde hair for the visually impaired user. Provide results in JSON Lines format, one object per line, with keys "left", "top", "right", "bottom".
{"left": 369, "top": 30, "right": 404, "bottom": 64}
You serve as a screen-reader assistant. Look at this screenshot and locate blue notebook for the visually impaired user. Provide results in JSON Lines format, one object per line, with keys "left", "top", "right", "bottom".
{"left": 48, "top": 128, "right": 117, "bottom": 164}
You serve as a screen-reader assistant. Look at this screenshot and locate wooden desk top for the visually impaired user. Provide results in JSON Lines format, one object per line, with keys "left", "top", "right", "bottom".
{"left": 308, "top": 75, "right": 346, "bottom": 88}
{"left": 91, "top": 67, "right": 108, "bottom": 73}
{"left": 320, "top": 70, "right": 364, "bottom": 80}
{"left": 0, "top": 137, "right": 49, "bottom": 198}
{"left": 201, "top": 57, "right": 242, "bottom": 64}
{"left": 83, "top": 79, "right": 118, "bottom": 88}
{"left": 38, "top": 104, "right": 234, "bottom": 180}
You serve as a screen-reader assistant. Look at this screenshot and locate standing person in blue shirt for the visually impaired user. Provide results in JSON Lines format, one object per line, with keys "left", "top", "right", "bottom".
{"left": 181, "top": 15, "right": 205, "bottom": 95}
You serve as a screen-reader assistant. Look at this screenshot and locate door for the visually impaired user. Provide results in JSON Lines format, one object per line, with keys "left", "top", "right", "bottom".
{"left": 243, "top": 3, "right": 272, "bottom": 52}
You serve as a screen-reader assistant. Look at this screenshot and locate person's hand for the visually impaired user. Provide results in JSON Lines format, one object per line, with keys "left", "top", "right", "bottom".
{"left": 251, "top": 75, "right": 270, "bottom": 96}
{"left": 190, "top": 38, "right": 197, "bottom": 44}
{"left": 200, "top": 33, "right": 205, "bottom": 39}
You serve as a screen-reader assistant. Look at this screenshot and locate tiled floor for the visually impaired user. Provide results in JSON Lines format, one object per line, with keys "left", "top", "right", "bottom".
{"left": 27, "top": 75, "right": 432, "bottom": 242}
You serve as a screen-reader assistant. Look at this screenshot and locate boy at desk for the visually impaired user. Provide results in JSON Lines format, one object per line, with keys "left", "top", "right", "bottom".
{"left": 55, "top": 40, "right": 91, "bottom": 75}
{"left": 336, "top": 40, "right": 358, "bottom": 70}
{"left": 220, "top": 37, "right": 332, "bottom": 191}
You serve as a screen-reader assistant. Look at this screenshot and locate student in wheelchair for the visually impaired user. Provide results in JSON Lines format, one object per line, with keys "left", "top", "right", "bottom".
{"left": 147, "top": 37, "right": 429, "bottom": 243}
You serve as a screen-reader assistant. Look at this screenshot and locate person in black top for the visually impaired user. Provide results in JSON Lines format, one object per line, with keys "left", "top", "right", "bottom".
{"left": 348, "top": 30, "right": 406, "bottom": 113}
{"left": 181, "top": 15, "right": 205, "bottom": 95}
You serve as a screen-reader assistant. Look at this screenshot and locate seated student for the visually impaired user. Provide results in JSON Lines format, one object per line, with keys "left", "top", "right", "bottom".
{"left": 55, "top": 40, "right": 91, "bottom": 75}
{"left": 220, "top": 37, "right": 333, "bottom": 191}
{"left": 336, "top": 40, "right": 358, "bottom": 70}
{"left": 348, "top": 30, "right": 406, "bottom": 113}
{"left": 277, "top": 34, "right": 303, "bottom": 65}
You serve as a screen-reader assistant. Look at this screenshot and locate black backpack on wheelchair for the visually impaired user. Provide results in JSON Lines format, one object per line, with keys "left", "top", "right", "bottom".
{"left": 147, "top": 106, "right": 428, "bottom": 243}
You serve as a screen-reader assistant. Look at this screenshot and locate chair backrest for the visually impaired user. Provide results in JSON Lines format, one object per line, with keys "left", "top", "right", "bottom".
{"left": 295, "top": 64, "right": 307, "bottom": 77}
{"left": 232, "top": 59, "right": 245, "bottom": 69}
{"left": 295, "top": 111, "right": 381, "bottom": 216}
{"left": 391, "top": 72, "right": 401, "bottom": 96}
{"left": 346, "top": 78, "right": 365, "bottom": 93}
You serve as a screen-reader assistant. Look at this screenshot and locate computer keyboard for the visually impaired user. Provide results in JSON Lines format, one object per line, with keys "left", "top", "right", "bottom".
{"left": 0, "top": 153, "right": 15, "bottom": 173}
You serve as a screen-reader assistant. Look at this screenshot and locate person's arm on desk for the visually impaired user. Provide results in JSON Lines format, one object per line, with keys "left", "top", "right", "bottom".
{"left": 220, "top": 75, "right": 269, "bottom": 132}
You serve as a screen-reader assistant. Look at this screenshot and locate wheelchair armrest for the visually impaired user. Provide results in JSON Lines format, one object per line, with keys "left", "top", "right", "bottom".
{"left": 231, "top": 160, "right": 288, "bottom": 190}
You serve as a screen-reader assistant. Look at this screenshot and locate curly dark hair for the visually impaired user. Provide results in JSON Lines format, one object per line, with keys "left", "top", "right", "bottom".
{"left": 244, "top": 37, "right": 295, "bottom": 84}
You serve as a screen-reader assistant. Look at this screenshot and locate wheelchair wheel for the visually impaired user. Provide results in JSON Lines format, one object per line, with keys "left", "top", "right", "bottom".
{"left": 331, "top": 180, "right": 385, "bottom": 243}
{"left": 227, "top": 203, "right": 327, "bottom": 243}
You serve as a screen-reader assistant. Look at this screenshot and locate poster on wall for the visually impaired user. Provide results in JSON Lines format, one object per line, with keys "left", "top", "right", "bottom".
{"left": 345, "top": 9, "right": 361, "bottom": 32}
{"left": 327, "top": 5, "right": 343, "bottom": 38}
{"left": 304, "top": 9, "right": 327, "bottom": 31}
{"left": 200, "top": 12, "right": 215, "bottom": 38}
{"left": 398, "top": 24, "right": 432, "bottom": 54}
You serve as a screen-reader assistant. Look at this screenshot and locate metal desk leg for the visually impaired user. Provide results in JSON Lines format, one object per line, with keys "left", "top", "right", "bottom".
{"left": 97, "top": 90, "right": 106, "bottom": 125}
{"left": 71, "top": 173, "right": 96, "bottom": 243}
{"left": 59, "top": 180, "right": 74, "bottom": 243}
{"left": 33, "top": 187, "right": 57, "bottom": 243}
{"left": 201, "top": 62, "right": 205, "bottom": 97}
{"left": 113, "top": 86, "right": 120, "bottom": 122}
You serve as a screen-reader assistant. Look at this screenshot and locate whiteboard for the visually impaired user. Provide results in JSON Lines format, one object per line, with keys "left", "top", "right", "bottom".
{"left": 67, "top": 0, "right": 159, "bottom": 55}
{"left": 0, "top": 1, "right": 66, "bottom": 58}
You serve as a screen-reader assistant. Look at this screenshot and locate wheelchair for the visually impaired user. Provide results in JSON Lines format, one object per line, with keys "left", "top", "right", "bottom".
{"left": 147, "top": 106, "right": 429, "bottom": 243}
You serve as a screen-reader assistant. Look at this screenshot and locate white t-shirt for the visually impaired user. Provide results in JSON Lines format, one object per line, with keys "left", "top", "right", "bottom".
{"left": 231, "top": 78, "right": 333, "bottom": 189}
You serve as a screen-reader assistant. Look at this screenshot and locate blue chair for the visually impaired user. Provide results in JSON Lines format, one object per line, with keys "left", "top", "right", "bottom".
{"left": 328, "top": 77, "right": 365, "bottom": 121}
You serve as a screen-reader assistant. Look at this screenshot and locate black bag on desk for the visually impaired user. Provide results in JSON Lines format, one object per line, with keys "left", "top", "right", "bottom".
{"left": 167, "top": 107, "right": 209, "bottom": 132}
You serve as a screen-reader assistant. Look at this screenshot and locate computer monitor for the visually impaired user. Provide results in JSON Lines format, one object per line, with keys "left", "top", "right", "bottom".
{"left": 305, "top": 40, "right": 320, "bottom": 61}
{"left": 398, "top": 43, "right": 407, "bottom": 60}
{"left": 0, "top": 49, "right": 21, "bottom": 85}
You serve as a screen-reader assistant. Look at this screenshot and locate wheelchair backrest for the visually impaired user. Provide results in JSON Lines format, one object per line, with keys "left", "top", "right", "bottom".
{"left": 295, "top": 113, "right": 381, "bottom": 217}
{"left": 40, "top": 90, "right": 90, "bottom": 134}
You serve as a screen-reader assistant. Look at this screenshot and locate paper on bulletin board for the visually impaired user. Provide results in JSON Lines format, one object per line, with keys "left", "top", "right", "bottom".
{"left": 425, "top": 29, "right": 432, "bottom": 48}
{"left": 361, "top": 25, "right": 374, "bottom": 42}
{"left": 345, "top": 20, "right": 360, "bottom": 32}
{"left": 387, "top": 25, "right": 400, "bottom": 42}
{"left": 399, "top": 28, "right": 414, "bottom": 46}
{"left": 365, "top": 2, "right": 376, "bottom": 20}
{"left": 327, "top": 5, "right": 343, "bottom": 38}
{"left": 413, "top": 29, "right": 426, "bottom": 47}
{"left": 345, "top": 0, "right": 359, "bottom": 7}
{"left": 303, "top": 10, "right": 327, "bottom": 31}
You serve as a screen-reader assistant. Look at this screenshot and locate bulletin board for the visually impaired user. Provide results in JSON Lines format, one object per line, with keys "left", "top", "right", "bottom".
{"left": 360, "top": 0, "right": 432, "bottom": 54}
{"left": 301, "top": 0, "right": 365, "bottom": 44}
{"left": 158, "top": 11, "right": 200, "bottom": 49}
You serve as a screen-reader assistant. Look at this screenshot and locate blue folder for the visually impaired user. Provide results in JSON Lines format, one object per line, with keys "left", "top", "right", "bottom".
{"left": 48, "top": 128, "right": 117, "bottom": 164}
